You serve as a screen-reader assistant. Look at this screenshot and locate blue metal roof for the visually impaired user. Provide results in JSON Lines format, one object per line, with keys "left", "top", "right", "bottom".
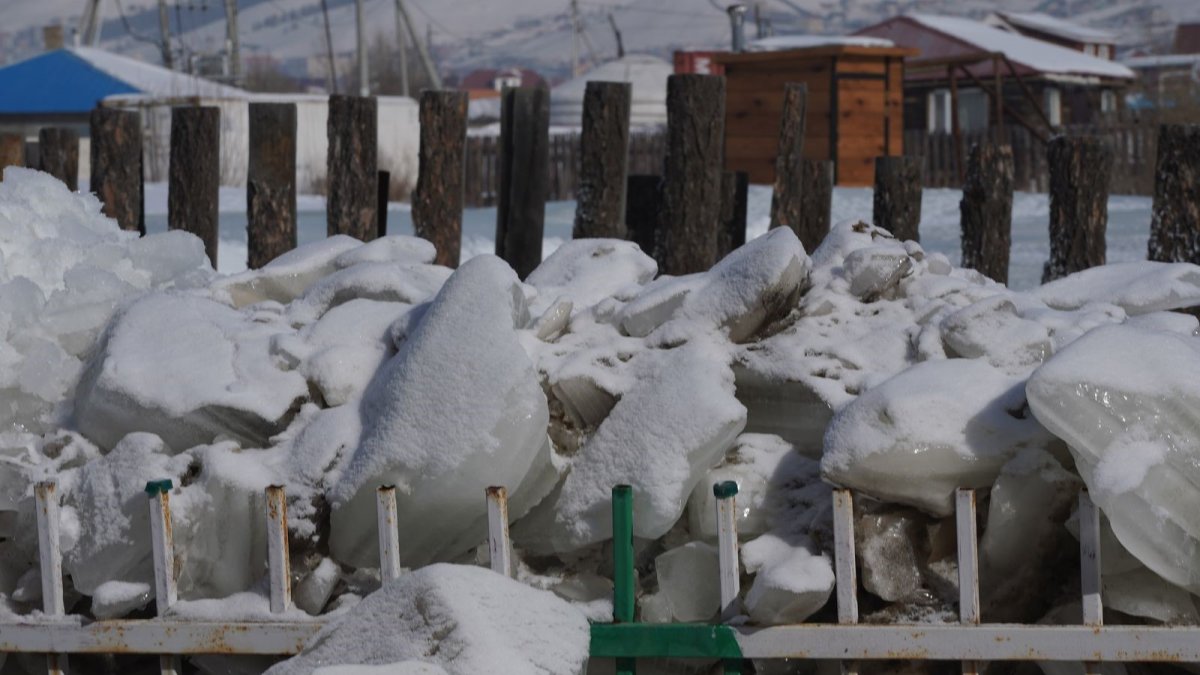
{"left": 0, "top": 50, "right": 141, "bottom": 115}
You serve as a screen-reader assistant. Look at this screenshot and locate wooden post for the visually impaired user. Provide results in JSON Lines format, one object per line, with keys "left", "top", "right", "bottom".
{"left": 169, "top": 106, "right": 220, "bottom": 268}
{"left": 0, "top": 133, "right": 24, "bottom": 178}
{"left": 1148, "top": 124, "right": 1200, "bottom": 265}
{"left": 872, "top": 155, "right": 922, "bottom": 243}
{"left": 247, "top": 102, "right": 297, "bottom": 269}
{"left": 495, "top": 87, "right": 550, "bottom": 279}
{"left": 1043, "top": 136, "right": 1111, "bottom": 282}
{"left": 414, "top": 90, "right": 468, "bottom": 267}
{"left": 659, "top": 74, "right": 725, "bottom": 275}
{"left": 327, "top": 94, "right": 378, "bottom": 241}
{"left": 90, "top": 108, "right": 143, "bottom": 234}
{"left": 960, "top": 141, "right": 1014, "bottom": 285}
{"left": 38, "top": 127, "right": 79, "bottom": 191}
{"left": 797, "top": 159, "right": 833, "bottom": 254}
{"left": 626, "top": 174, "right": 661, "bottom": 258}
{"left": 574, "top": 81, "right": 631, "bottom": 239}
{"left": 769, "top": 82, "right": 808, "bottom": 237}
{"left": 718, "top": 170, "right": 748, "bottom": 258}
{"left": 950, "top": 66, "right": 964, "bottom": 184}
{"left": 377, "top": 169, "right": 390, "bottom": 238}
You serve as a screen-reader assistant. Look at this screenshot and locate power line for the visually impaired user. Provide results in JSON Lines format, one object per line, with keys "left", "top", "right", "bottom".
{"left": 112, "top": 0, "right": 165, "bottom": 48}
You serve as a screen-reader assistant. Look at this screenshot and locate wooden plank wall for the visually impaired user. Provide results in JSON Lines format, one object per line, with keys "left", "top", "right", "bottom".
{"left": 724, "top": 58, "right": 834, "bottom": 184}
{"left": 833, "top": 55, "right": 902, "bottom": 186}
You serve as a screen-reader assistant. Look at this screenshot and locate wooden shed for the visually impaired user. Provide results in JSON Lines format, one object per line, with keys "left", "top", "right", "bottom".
{"left": 716, "top": 43, "right": 917, "bottom": 186}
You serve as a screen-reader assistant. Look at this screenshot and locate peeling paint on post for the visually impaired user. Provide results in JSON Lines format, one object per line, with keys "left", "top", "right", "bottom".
{"left": 376, "top": 486, "right": 402, "bottom": 583}
{"left": 266, "top": 486, "right": 292, "bottom": 613}
{"left": 486, "top": 486, "right": 513, "bottom": 578}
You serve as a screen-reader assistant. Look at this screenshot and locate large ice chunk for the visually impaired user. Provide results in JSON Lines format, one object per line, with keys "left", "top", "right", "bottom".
{"left": 741, "top": 533, "right": 834, "bottom": 624}
{"left": 514, "top": 339, "right": 746, "bottom": 552}
{"left": 328, "top": 256, "right": 557, "bottom": 568}
{"left": 688, "top": 433, "right": 794, "bottom": 541}
{"left": 285, "top": 262, "right": 450, "bottom": 325}
{"left": 73, "top": 292, "right": 309, "bottom": 451}
{"left": 1032, "top": 261, "right": 1200, "bottom": 315}
{"left": 655, "top": 541, "right": 720, "bottom": 621}
{"left": 939, "top": 295, "right": 1052, "bottom": 373}
{"left": 525, "top": 239, "right": 656, "bottom": 316}
{"left": 212, "top": 236, "right": 363, "bottom": 308}
{"left": 264, "top": 564, "right": 590, "bottom": 675}
{"left": 1027, "top": 323, "right": 1200, "bottom": 594}
{"left": 822, "top": 358, "right": 1053, "bottom": 516}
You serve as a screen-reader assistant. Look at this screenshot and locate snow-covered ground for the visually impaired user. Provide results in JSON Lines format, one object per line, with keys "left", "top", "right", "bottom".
{"left": 4, "top": 168, "right": 1200, "bottom": 674}
{"left": 137, "top": 181, "right": 1153, "bottom": 292}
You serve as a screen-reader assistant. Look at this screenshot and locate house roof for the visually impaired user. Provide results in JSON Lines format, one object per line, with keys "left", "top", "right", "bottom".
{"left": 550, "top": 55, "right": 671, "bottom": 127}
{"left": 1123, "top": 53, "right": 1200, "bottom": 69}
{"left": 989, "top": 12, "right": 1118, "bottom": 45}
{"left": 745, "top": 35, "right": 895, "bottom": 52}
{"left": 891, "top": 15, "right": 1133, "bottom": 80}
{"left": 0, "top": 47, "right": 244, "bottom": 116}
{"left": 459, "top": 68, "right": 546, "bottom": 91}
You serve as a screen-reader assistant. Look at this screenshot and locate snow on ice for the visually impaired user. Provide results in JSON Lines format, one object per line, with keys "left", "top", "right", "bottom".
{"left": 3, "top": 168, "right": 1200, "bottom": 672}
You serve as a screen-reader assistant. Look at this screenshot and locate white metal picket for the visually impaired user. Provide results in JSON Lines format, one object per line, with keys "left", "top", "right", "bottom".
{"left": 4, "top": 482, "right": 1200, "bottom": 668}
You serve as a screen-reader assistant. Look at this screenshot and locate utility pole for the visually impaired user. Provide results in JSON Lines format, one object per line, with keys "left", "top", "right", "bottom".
{"left": 607, "top": 13, "right": 624, "bottom": 59}
{"left": 157, "top": 0, "right": 174, "bottom": 70}
{"left": 356, "top": 0, "right": 369, "bottom": 96}
{"left": 224, "top": 0, "right": 240, "bottom": 84}
{"left": 320, "top": 0, "right": 337, "bottom": 94}
{"left": 393, "top": 0, "right": 409, "bottom": 96}
{"left": 78, "top": 0, "right": 103, "bottom": 47}
{"left": 394, "top": 0, "right": 442, "bottom": 89}
{"left": 570, "top": 0, "right": 581, "bottom": 77}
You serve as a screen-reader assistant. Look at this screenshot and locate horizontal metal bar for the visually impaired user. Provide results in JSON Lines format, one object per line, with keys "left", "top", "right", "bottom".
{"left": 0, "top": 621, "right": 323, "bottom": 655}
{"left": 594, "top": 623, "right": 1200, "bottom": 662}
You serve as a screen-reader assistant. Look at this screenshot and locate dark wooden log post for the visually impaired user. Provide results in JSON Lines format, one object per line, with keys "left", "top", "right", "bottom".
{"left": 414, "top": 90, "right": 468, "bottom": 267}
{"left": 626, "top": 174, "right": 661, "bottom": 258}
{"left": 90, "top": 108, "right": 143, "bottom": 234}
{"left": 797, "top": 159, "right": 833, "bottom": 253}
{"left": 327, "top": 94, "right": 378, "bottom": 241}
{"left": 718, "top": 170, "right": 749, "bottom": 258}
{"left": 247, "top": 102, "right": 297, "bottom": 269}
{"left": 960, "top": 141, "right": 1014, "bottom": 285}
{"left": 495, "top": 87, "right": 550, "bottom": 279}
{"left": 873, "top": 155, "right": 922, "bottom": 243}
{"left": 1043, "top": 136, "right": 1112, "bottom": 282}
{"left": 574, "top": 81, "right": 631, "bottom": 239}
{"left": 1148, "top": 124, "right": 1200, "bottom": 265}
{"left": 377, "top": 169, "right": 390, "bottom": 238}
{"left": 169, "top": 106, "right": 220, "bottom": 267}
{"left": 659, "top": 74, "right": 725, "bottom": 275}
{"left": 38, "top": 127, "right": 79, "bottom": 191}
{"left": 0, "top": 133, "right": 24, "bottom": 178}
{"left": 769, "top": 82, "right": 808, "bottom": 238}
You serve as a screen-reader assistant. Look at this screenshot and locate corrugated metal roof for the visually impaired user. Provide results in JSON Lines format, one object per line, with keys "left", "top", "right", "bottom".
{"left": 0, "top": 49, "right": 139, "bottom": 115}
{"left": 0, "top": 47, "right": 245, "bottom": 116}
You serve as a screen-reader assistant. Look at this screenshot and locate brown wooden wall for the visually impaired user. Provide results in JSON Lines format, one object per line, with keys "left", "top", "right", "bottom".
{"left": 723, "top": 51, "right": 905, "bottom": 187}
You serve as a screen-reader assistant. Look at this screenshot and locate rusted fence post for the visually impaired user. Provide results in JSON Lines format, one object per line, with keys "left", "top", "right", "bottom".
{"left": 413, "top": 90, "right": 468, "bottom": 267}
{"left": 770, "top": 83, "right": 808, "bottom": 238}
{"left": 718, "top": 170, "right": 749, "bottom": 258}
{"left": 873, "top": 155, "right": 922, "bottom": 243}
{"left": 1043, "top": 136, "right": 1111, "bottom": 282}
{"left": 495, "top": 87, "right": 550, "bottom": 279}
{"left": 327, "top": 94, "right": 378, "bottom": 241}
{"left": 90, "top": 108, "right": 143, "bottom": 234}
{"left": 169, "top": 106, "right": 220, "bottom": 267}
{"left": 960, "top": 141, "right": 1014, "bottom": 285}
{"left": 38, "top": 127, "right": 79, "bottom": 191}
{"left": 626, "top": 174, "right": 661, "bottom": 258}
{"left": 0, "top": 133, "right": 24, "bottom": 178}
{"left": 247, "top": 102, "right": 297, "bottom": 269}
{"left": 659, "top": 74, "right": 725, "bottom": 275}
{"left": 574, "top": 81, "right": 631, "bottom": 240}
{"left": 1148, "top": 124, "right": 1200, "bottom": 265}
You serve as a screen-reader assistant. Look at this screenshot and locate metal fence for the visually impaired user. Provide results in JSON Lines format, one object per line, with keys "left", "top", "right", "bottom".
{"left": 7, "top": 479, "right": 1200, "bottom": 672}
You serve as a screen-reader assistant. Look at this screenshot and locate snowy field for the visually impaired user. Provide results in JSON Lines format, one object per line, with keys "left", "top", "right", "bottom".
{"left": 135, "top": 182, "right": 1154, "bottom": 291}
{"left": 4, "top": 169, "right": 1200, "bottom": 674}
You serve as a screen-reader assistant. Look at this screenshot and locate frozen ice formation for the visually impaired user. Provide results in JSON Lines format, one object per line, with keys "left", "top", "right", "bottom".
{"left": 688, "top": 433, "right": 794, "bottom": 541}
{"left": 328, "top": 256, "right": 558, "bottom": 568}
{"left": 73, "top": 292, "right": 310, "bottom": 451}
{"left": 264, "top": 564, "right": 589, "bottom": 675}
{"left": 1028, "top": 323, "right": 1200, "bottom": 594}
{"left": 654, "top": 541, "right": 721, "bottom": 621}
{"left": 741, "top": 533, "right": 834, "bottom": 624}
{"left": 1032, "top": 261, "right": 1200, "bottom": 315}
{"left": 525, "top": 238, "right": 657, "bottom": 317}
{"left": 822, "top": 358, "right": 1055, "bottom": 516}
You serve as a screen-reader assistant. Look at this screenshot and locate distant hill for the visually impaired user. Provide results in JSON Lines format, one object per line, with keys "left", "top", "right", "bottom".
{"left": 2, "top": 0, "right": 1197, "bottom": 83}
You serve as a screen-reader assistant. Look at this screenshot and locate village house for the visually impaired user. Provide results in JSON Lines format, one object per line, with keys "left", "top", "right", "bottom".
{"left": 984, "top": 12, "right": 1118, "bottom": 61}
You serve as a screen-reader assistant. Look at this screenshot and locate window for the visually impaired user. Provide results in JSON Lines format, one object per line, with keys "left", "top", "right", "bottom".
{"left": 957, "top": 88, "right": 989, "bottom": 132}
{"left": 1044, "top": 87, "right": 1062, "bottom": 127}
{"left": 927, "top": 89, "right": 951, "bottom": 132}
{"left": 1101, "top": 89, "right": 1117, "bottom": 113}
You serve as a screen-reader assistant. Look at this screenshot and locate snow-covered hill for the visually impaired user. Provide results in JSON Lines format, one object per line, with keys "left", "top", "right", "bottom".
{"left": 2, "top": 0, "right": 1198, "bottom": 79}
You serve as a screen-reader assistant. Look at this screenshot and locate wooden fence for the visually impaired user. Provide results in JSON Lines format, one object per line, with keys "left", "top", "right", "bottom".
{"left": 464, "top": 132, "right": 666, "bottom": 207}
{"left": 906, "top": 123, "right": 1159, "bottom": 195}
